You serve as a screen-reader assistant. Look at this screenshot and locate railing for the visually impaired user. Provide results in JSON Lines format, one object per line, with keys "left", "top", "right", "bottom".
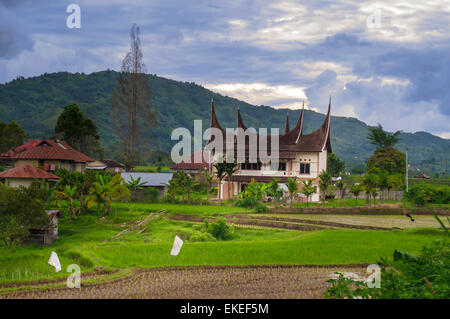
{"left": 235, "top": 170, "right": 297, "bottom": 177}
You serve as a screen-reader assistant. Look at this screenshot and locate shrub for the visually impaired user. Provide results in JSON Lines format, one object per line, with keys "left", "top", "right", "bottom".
{"left": 236, "top": 197, "right": 268, "bottom": 213}
{"left": 195, "top": 217, "right": 237, "bottom": 241}
{"left": 137, "top": 187, "right": 160, "bottom": 203}
{"left": 406, "top": 184, "right": 450, "bottom": 206}
{"left": 325, "top": 241, "right": 450, "bottom": 299}
{"left": 189, "top": 231, "right": 216, "bottom": 242}
{"left": 0, "top": 185, "right": 48, "bottom": 249}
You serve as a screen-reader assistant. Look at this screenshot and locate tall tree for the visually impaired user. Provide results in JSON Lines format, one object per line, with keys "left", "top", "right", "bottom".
{"left": 286, "top": 177, "right": 299, "bottom": 205}
{"left": 367, "top": 124, "right": 401, "bottom": 149}
{"left": 319, "top": 170, "right": 332, "bottom": 203}
{"left": 54, "top": 104, "right": 100, "bottom": 155}
{"left": 300, "top": 179, "right": 317, "bottom": 205}
{"left": 111, "top": 24, "right": 157, "bottom": 169}
{"left": 327, "top": 153, "right": 345, "bottom": 177}
{"left": 0, "top": 121, "right": 26, "bottom": 153}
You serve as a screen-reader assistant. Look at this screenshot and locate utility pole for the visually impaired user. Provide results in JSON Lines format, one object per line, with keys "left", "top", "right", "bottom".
{"left": 405, "top": 147, "right": 408, "bottom": 193}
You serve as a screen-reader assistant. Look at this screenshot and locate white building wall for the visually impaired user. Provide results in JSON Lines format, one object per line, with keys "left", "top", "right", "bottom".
{"left": 292, "top": 152, "right": 319, "bottom": 178}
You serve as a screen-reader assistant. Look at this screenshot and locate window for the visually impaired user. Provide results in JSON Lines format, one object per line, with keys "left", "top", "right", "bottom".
{"left": 300, "top": 163, "right": 310, "bottom": 174}
{"left": 241, "top": 162, "right": 261, "bottom": 170}
{"left": 278, "top": 162, "right": 286, "bottom": 171}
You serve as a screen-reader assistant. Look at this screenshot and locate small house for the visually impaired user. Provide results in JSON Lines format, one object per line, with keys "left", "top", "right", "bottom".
{"left": 0, "top": 139, "right": 93, "bottom": 173}
{"left": 0, "top": 164, "right": 59, "bottom": 188}
{"left": 86, "top": 159, "right": 126, "bottom": 173}
{"left": 26, "top": 210, "right": 63, "bottom": 245}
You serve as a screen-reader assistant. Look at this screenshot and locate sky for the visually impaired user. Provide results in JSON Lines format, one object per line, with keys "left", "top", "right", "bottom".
{"left": 0, "top": 0, "right": 449, "bottom": 138}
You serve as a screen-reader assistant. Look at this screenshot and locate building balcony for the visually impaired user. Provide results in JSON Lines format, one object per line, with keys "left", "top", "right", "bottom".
{"left": 234, "top": 170, "right": 297, "bottom": 177}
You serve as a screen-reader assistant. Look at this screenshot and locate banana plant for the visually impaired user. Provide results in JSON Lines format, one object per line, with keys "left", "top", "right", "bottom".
{"left": 54, "top": 185, "right": 79, "bottom": 220}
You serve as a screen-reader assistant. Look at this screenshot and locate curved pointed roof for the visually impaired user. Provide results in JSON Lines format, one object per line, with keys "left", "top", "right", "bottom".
{"left": 237, "top": 106, "right": 247, "bottom": 130}
{"left": 284, "top": 113, "right": 290, "bottom": 134}
{"left": 210, "top": 98, "right": 225, "bottom": 133}
{"left": 291, "top": 99, "right": 332, "bottom": 152}
{"left": 279, "top": 102, "right": 304, "bottom": 145}
{"left": 209, "top": 98, "right": 332, "bottom": 156}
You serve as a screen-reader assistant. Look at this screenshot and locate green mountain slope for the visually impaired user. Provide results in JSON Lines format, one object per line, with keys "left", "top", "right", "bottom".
{"left": 0, "top": 71, "right": 448, "bottom": 173}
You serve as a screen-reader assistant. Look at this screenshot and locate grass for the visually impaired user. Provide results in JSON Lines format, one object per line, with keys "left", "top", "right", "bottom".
{"left": 0, "top": 202, "right": 447, "bottom": 286}
{"left": 290, "top": 198, "right": 450, "bottom": 209}
{"left": 115, "top": 202, "right": 251, "bottom": 215}
{"left": 133, "top": 165, "right": 171, "bottom": 173}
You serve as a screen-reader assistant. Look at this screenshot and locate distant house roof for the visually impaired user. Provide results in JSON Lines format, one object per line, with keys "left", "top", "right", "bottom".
{"left": 121, "top": 172, "right": 173, "bottom": 187}
{"left": 1, "top": 139, "right": 93, "bottom": 163}
{"left": 0, "top": 164, "right": 59, "bottom": 180}
{"left": 100, "top": 159, "right": 125, "bottom": 168}
{"left": 171, "top": 151, "right": 209, "bottom": 171}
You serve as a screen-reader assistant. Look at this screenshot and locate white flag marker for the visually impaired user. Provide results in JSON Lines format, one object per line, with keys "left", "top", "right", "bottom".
{"left": 170, "top": 235, "right": 183, "bottom": 256}
{"left": 48, "top": 251, "right": 61, "bottom": 272}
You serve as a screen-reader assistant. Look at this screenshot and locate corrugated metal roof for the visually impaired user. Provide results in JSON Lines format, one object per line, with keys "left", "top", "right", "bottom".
{"left": 121, "top": 172, "right": 173, "bottom": 187}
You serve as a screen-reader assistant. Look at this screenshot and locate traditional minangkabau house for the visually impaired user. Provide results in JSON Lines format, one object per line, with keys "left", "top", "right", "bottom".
{"left": 207, "top": 98, "right": 332, "bottom": 202}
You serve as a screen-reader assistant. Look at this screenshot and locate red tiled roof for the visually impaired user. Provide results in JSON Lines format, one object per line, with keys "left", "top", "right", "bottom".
{"left": 0, "top": 164, "right": 59, "bottom": 179}
{"left": 4, "top": 139, "right": 93, "bottom": 163}
{"left": 1, "top": 140, "right": 42, "bottom": 157}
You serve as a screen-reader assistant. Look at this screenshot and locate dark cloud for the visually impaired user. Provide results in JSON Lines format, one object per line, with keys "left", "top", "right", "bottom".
{"left": 0, "top": 1, "right": 448, "bottom": 135}
{"left": 0, "top": 5, "right": 32, "bottom": 59}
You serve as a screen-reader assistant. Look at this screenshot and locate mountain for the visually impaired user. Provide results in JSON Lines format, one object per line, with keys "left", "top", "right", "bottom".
{"left": 0, "top": 71, "right": 448, "bottom": 173}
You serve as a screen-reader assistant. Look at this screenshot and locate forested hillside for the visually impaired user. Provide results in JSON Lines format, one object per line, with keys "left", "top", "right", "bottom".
{"left": 0, "top": 71, "right": 448, "bottom": 173}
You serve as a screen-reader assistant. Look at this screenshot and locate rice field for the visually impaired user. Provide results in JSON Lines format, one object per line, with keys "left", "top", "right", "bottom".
{"left": 0, "top": 202, "right": 447, "bottom": 295}
{"left": 255, "top": 214, "right": 443, "bottom": 229}
{"left": 1, "top": 265, "right": 367, "bottom": 299}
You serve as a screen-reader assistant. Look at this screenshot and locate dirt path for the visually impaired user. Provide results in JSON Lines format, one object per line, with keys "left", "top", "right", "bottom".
{"left": 1, "top": 265, "right": 366, "bottom": 299}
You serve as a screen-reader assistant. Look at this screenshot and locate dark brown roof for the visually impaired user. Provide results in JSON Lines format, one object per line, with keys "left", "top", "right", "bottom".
{"left": 208, "top": 99, "right": 332, "bottom": 155}
{"left": 0, "top": 164, "right": 59, "bottom": 179}
{"left": 171, "top": 151, "right": 209, "bottom": 171}
{"left": 284, "top": 113, "right": 290, "bottom": 134}
{"left": 100, "top": 159, "right": 125, "bottom": 168}
{"left": 7, "top": 140, "right": 93, "bottom": 163}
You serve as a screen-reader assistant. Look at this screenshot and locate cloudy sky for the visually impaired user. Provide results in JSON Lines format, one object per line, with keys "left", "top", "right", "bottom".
{"left": 0, "top": 0, "right": 449, "bottom": 137}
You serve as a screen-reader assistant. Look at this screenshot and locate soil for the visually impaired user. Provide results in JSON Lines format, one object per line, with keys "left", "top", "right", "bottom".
{"left": 0, "top": 265, "right": 366, "bottom": 299}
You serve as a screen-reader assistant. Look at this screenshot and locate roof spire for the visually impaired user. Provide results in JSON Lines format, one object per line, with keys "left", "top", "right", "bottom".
{"left": 237, "top": 105, "right": 246, "bottom": 129}
{"left": 284, "top": 112, "right": 290, "bottom": 134}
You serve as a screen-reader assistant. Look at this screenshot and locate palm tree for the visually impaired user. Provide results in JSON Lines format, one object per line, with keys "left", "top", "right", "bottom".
{"left": 376, "top": 170, "right": 389, "bottom": 202}
{"left": 349, "top": 183, "right": 363, "bottom": 205}
{"left": 223, "top": 160, "right": 238, "bottom": 200}
{"left": 203, "top": 168, "right": 214, "bottom": 200}
{"left": 319, "top": 171, "right": 332, "bottom": 204}
{"left": 213, "top": 161, "right": 227, "bottom": 200}
{"left": 108, "top": 174, "right": 130, "bottom": 216}
{"left": 300, "top": 180, "right": 317, "bottom": 206}
{"left": 367, "top": 124, "right": 401, "bottom": 149}
{"left": 286, "top": 177, "right": 299, "bottom": 205}
{"left": 362, "top": 173, "right": 378, "bottom": 206}
{"left": 335, "top": 180, "right": 346, "bottom": 206}
{"left": 267, "top": 178, "right": 283, "bottom": 203}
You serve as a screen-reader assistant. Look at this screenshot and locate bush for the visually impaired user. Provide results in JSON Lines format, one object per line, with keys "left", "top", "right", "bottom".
{"left": 193, "top": 217, "right": 237, "bottom": 241}
{"left": 236, "top": 197, "right": 268, "bottom": 213}
{"left": 137, "top": 187, "right": 160, "bottom": 203}
{"left": 406, "top": 184, "right": 450, "bottom": 206}
{"left": 0, "top": 185, "right": 48, "bottom": 249}
{"left": 189, "top": 231, "right": 216, "bottom": 242}
{"left": 325, "top": 241, "right": 450, "bottom": 299}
